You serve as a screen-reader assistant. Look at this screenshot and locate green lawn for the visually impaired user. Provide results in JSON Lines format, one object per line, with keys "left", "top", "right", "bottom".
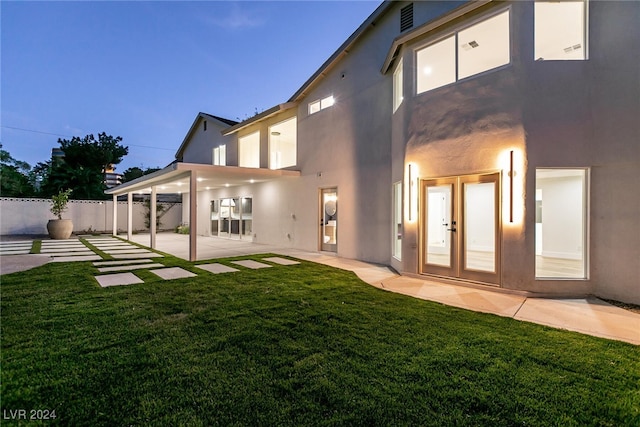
{"left": 1, "top": 254, "right": 638, "bottom": 426}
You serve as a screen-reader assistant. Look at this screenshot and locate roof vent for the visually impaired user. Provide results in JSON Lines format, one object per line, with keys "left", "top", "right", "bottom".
{"left": 400, "top": 3, "right": 413, "bottom": 32}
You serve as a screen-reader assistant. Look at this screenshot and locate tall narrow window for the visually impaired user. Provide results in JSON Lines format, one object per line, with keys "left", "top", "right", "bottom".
{"left": 269, "top": 117, "right": 297, "bottom": 169}
{"left": 393, "top": 182, "right": 402, "bottom": 260}
{"left": 535, "top": 1, "right": 586, "bottom": 61}
{"left": 213, "top": 145, "right": 226, "bottom": 166}
{"left": 239, "top": 131, "right": 260, "bottom": 168}
{"left": 393, "top": 58, "right": 404, "bottom": 113}
{"left": 535, "top": 169, "right": 588, "bottom": 279}
{"left": 203, "top": 120, "right": 207, "bottom": 131}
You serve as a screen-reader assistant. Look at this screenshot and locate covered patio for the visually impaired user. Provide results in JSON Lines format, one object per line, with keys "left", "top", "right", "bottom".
{"left": 105, "top": 161, "right": 299, "bottom": 261}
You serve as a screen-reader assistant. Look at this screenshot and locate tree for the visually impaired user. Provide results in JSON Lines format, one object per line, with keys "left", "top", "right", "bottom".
{"left": 0, "top": 144, "right": 36, "bottom": 197}
{"left": 39, "top": 133, "right": 128, "bottom": 199}
{"left": 121, "top": 166, "right": 161, "bottom": 183}
{"left": 59, "top": 133, "right": 128, "bottom": 173}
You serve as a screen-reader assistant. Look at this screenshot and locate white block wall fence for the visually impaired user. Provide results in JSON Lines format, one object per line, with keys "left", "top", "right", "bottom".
{"left": 0, "top": 198, "right": 182, "bottom": 235}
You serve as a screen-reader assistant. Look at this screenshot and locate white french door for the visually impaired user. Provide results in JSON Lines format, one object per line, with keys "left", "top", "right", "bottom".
{"left": 421, "top": 173, "right": 501, "bottom": 285}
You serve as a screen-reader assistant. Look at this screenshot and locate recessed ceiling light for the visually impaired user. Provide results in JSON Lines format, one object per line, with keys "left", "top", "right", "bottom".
{"left": 197, "top": 178, "right": 203, "bottom": 182}
{"left": 250, "top": 179, "right": 255, "bottom": 184}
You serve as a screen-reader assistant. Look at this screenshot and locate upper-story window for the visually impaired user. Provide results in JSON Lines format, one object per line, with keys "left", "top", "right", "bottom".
{"left": 309, "top": 95, "right": 335, "bottom": 115}
{"left": 417, "top": 9, "right": 510, "bottom": 94}
{"left": 239, "top": 131, "right": 260, "bottom": 168}
{"left": 269, "top": 117, "right": 297, "bottom": 170}
{"left": 535, "top": 1, "right": 586, "bottom": 61}
{"left": 393, "top": 58, "right": 404, "bottom": 113}
{"left": 213, "top": 145, "right": 226, "bottom": 166}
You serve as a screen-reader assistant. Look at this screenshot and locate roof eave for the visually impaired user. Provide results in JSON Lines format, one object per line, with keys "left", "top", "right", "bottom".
{"left": 288, "top": 0, "right": 393, "bottom": 103}
{"left": 105, "top": 161, "right": 180, "bottom": 195}
{"left": 175, "top": 112, "right": 237, "bottom": 160}
{"left": 222, "top": 102, "right": 297, "bottom": 136}
{"left": 380, "top": 0, "right": 492, "bottom": 74}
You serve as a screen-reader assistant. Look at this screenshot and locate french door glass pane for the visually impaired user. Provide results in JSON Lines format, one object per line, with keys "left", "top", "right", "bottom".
{"left": 464, "top": 182, "right": 495, "bottom": 272}
{"left": 426, "top": 185, "right": 451, "bottom": 267}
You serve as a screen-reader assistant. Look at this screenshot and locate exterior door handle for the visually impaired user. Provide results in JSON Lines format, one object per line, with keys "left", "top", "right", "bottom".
{"left": 447, "top": 228, "right": 457, "bottom": 232}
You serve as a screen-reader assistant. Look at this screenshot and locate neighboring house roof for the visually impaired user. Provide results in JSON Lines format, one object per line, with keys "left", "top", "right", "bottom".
{"left": 222, "top": 102, "right": 297, "bottom": 136}
{"left": 175, "top": 112, "right": 238, "bottom": 161}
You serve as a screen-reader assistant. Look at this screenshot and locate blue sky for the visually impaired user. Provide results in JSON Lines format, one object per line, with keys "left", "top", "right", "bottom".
{"left": 1, "top": 0, "right": 380, "bottom": 171}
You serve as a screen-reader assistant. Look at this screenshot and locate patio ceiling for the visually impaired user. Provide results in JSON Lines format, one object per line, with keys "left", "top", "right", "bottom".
{"left": 105, "top": 162, "right": 300, "bottom": 196}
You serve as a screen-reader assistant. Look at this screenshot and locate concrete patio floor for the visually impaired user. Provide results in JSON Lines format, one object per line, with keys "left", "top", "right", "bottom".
{"left": 123, "top": 232, "right": 640, "bottom": 345}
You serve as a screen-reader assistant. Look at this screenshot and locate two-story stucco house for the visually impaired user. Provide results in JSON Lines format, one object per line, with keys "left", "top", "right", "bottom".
{"left": 107, "top": 0, "right": 640, "bottom": 305}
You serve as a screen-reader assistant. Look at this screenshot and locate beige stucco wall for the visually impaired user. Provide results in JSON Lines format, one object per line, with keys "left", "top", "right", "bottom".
{"left": 394, "top": 1, "right": 640, "bottom": 304}
{"left": 182, "top": 117, "right": 236, "bottom": 165}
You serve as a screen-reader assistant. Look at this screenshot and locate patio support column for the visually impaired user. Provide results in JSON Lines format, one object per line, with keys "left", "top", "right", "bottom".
{"left": 189, "top": 171, "right": 197, "bottom": 262}
{"left": 150, "top": 186, "right": 157, "bottom": 249}
{"left": 112, "top": 194, "right": 118, "bottom": 236}
{"left": 127, "top": 192, "right": 133, "bottom": 241}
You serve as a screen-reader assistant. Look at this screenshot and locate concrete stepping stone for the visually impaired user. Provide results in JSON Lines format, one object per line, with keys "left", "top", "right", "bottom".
{"left": 95, "top": 272, "right": 144, "bottom": 287}
{"left": 92, "top": 244, "right": 137, "bottom": 249}
{"left": 40, "top": 247, "right": 93, "bottom": 253}
{"left": 93, "top": 259, "right": 154, "bottom": 266}
{"left": 102, "top": 249, "right": 152, "bottom": 254}
{"left": 0, "top": 250, "right": 31, "bottom": 255}
{"left": 112, "top": 253, "right": 163, "bottom": 259}
{"left": 0, "top": 240, "right": 34, "bottom": 245}
{"left": 97, "top": 263, "right": 164, "bottom": 273}
{"left": 51, "top": 255, "right": 102, "bottom": 262}
{"left": 0, "top": 243, "right": 33, "bottom": 248}
{"left": 45, "top": 251, "right": 94, "bottom": 257}
{"left": 231, "top": 260, "right": 272, "bottom": 269}
{"left": 263, "top": 257, "right": 301, "bottom": 266}
{"left": 196, "top": 263, "right": 240, "bottom": 274}
{"left": 149, "top": 267, "right": 197, "bottom": 280}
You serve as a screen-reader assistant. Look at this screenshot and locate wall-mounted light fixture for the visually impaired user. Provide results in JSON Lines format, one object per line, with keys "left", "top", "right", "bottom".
{"left": 509, "top": 150, "right": 515, "bottom": 223}
{"left": 408, "top": 164, "right": 413, "bottom": 222}
{"left": 406, "top": 163, "right": 418, "bottom": 223}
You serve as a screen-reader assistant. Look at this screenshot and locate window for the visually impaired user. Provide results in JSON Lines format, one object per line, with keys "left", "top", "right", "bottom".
{"left": 393, "top": 58, "right": 404, "bottom": 113}
{"left": 416, "top": 9, "right": 510, "bottom": 94}
{"left": 213, "top": 145, "right": 226, "bottom": 166}
{"left": 457, "top": 10, "right": 510, "bottom": 79}
{"left": 393, "top": 182, "right": 402, "bottom": 260}
{"left": 309, "top": 95, "right": 335, "bottom": 115}
{"left": 417, "top": 36, "right": 456, "bottom": 94}
{"left": 269, "top": 117, "right": 297, "bottom": 169}
{"left": 535, "top": 1, "right": 586, "bottom": 61}
{"left": 203, "top": 120, "right": 207, "bottom": 131}
{"left": 239, "top": 131, "right": 260, "bottom": 168}
{"left": 535, "top": 169, "right": 588, "bottom": 279}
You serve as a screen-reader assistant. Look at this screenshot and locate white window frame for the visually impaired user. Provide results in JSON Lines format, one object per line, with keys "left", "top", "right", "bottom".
{"left": 309, "top": 95, "right": 335, "bottom": 115}
{"left": 392, "top": 181, "right": 403, "bottom": 260}
{"left": 534, "top": 0, "right": 588, "bottom": 61}
{"left": 268, "top": 117, "right": 297, "bottom": 170}
{"left": 415, "top": 7, "right": 511, "bottom": 95}
{"left": 213, "top": 145, "right": 226, "bottom": 166}
{"left": 238, "top": 131, "right": 260, "bottom": 168}
{"left": 535, "top": 168, "right": 589, "bottom": 280}
{"left": 393, "top": 58, "right": 404, "bottom": 113}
